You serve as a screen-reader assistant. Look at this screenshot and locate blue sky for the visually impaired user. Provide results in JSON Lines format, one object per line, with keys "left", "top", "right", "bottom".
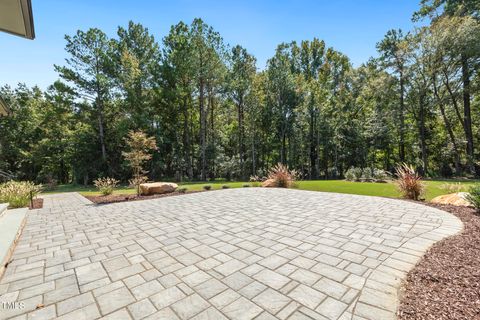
{"left": 0, "top": 0, "right": 424, "bottom": 90}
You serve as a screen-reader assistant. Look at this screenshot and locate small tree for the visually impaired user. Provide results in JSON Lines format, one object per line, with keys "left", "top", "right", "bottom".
{"left": 122, "top": 131, "right": 157, "bottom": 195}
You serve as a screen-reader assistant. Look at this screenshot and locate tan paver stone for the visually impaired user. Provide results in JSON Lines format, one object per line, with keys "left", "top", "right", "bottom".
{"left": 150, "top": 286, "right": 186, "bottom": 310}
{"left": 190, "top": 307, "right": 228, "bottom": 320}
{"left": 316, "top": 297, "right": 348, "bottom": 320}
{"left": 128, "top": 299, "right": 157, "bottom": 319}
{"left": 75, "top": 262, "right": 108, "bottom": 285}
{"left": 253, "top": 269, "right": 290, "bottom": 290}
{"left": 171, "top": 293, "right": 210, "bottom": 319}
{"left": 288, "top": 284, "right": 326, "bottom": 310}
{"left": 222, "top": 296, "right": 263, "bottom": 320}
{"left": 57, "top": 292, "right": 95, "bottom": 315}
{"left": 96, "top": 287, "right": 135, "bottom": 315}
{"left": 194, "top": 278, "right": 228, "bottom": 299}
{"left": 56, "top": 303, "right": 100, "bottom": 320}
{"left": 252, "top": 288, "right": 291, "bottom": 314}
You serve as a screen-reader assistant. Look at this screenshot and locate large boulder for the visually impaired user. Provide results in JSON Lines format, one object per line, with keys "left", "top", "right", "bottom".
{"left": 261, "top": 179, "right": 277, "bottom": 188}
{"left": 430, "top": 192, "right": 471, "bottom": 207}
{"left": 139, "top": 182, "right": 178, "bottom": 196}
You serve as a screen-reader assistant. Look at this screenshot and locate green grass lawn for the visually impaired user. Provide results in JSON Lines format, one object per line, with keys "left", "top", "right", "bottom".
{"left": 45, "top": 179, "right": 478, "bottom": 201}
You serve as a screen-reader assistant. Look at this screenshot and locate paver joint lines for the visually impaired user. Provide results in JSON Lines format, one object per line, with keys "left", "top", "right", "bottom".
{"left": 0, "top": 188, "right": 462, "bottom": 320}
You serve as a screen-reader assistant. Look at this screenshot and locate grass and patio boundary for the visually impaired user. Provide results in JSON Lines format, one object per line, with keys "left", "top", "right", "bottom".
{"left": 44, "top": 179, "right": 478, "bottom": 201}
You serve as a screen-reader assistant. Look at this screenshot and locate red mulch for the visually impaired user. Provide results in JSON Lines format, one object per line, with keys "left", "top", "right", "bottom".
{"left": 398, "top": 203, "right": 480, "bottom": 320}
{"left": 85, "top": 190, "right": 203, "bottom": 204}
{"left": 29, "top": 198, "right": 43, "bottom": 209}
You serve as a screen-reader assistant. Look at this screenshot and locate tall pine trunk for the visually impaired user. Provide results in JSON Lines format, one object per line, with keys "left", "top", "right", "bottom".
{"left": 237, "top": 97, "right": 245, "bottom": 178}
{"left": 199, "top": 77, "right": 207, "bottom": 181}
{"left": 183, "top": 95, "right": 192, "bottom": 180}
{"left": 461, "top": 54, "right": 475, "bottom": 175}
{"left": 399, "top": 71, "right": 405, "bottom": 162}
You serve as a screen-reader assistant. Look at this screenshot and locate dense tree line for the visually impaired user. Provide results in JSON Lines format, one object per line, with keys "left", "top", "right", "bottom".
{"left": 0, "top": 0, "right": 479, "bottom": 184}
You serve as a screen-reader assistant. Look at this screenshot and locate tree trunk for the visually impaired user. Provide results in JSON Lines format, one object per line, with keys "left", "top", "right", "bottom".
{"left": 97, "top": 107, "right": 107, "bottom": 162}
{"left": 183, "top": 95, "right": 192, "bottom": 180}
{"left": 238, "top": 97, "right": 245, "bottom": 179}
{"left": 418, "top": 93, "right": 428, "bottom": 176}
{"left": 309, "top": 104, "right": 318, "bottom": 179}
{"left": 251, "top": 129, "right": 256, "bottom": 176}
{"left": 199, "top": 78, "right": 207, "bottom": 181}
{"left": 399, "top": 71, "right": 405, "bottom": 162}
{"left": 461, "top": 54, "right": 475, "bottom": 175}
{"left": 433, "top": 77, "right": 461, "bottom": 176}
{"left": 209, "top": 90, "right": 215, "bottom": 180}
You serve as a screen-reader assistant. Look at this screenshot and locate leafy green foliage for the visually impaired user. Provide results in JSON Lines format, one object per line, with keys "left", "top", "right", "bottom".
{"left": 466, "top": 184, "right": 480, "bottom": 210}
{"left": 1, "top": 9, "right": 479, "bottom": 185}
{"left": 177, "top": 187, "right": 188, "bottom": 193}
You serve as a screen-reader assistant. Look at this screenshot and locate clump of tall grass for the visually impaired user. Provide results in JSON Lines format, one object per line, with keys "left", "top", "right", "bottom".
{"left": 94, "top": 177, "right": 119, "bottom": 196}
{"left": 267, "top": 163, "right": 299, "bottom": 188}
{"left": 0, "top": 181, "right": 42, "bottom": 208}
{"left": 395, "top": 163, "right": 425, "bottom": 201}
{"left": 439, "top": 182, "right": 466, "bottom": 193}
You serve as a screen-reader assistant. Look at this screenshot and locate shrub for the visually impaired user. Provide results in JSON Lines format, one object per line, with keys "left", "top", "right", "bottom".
{"left": 243, "top": 184, "right": 250, "bottom": 188}
{"left": 94, "top": 177, "right": 119, "bottom": 196}
{"left": 267, "top": 163, "right": 298, "bottom": 188}
{"left": 466, "top": 184, "right": 480, "bottom": 210}
{"left": 344, "top": 167, "right": 356, "bottom": 181}
{"left": 249, "top": 175, "right": 261, "bottom": 182}
{"left": 221, "top": 185, "right": 230, "bottom": 189}
{"left": 373, "top": 169, "right": 389, "bottom": 182}
{"left": 345, "top": 167, "right": 362, "bottom": 181}
{"left": 128, "top": 176, "right": 148, "bottom": 195}
{"left": 0, "top": 181, "right": 42, "bottom": 208}
{"left": 395, "top": 163, "right": 425, "bottom": 200}
{"left": 251, "top": 181, "right": 260, "bottom": 187}
{"left": 362, "top": 168, "right": 373, "bottom": 181}
{"left": 203, "top": 185, "right": 212, "bottom": 190}
{"left": 440, "top": 182, "right": 465, "bottom": 193}
{"left": 177, "top": 187, "right": 188, "bottom": 193}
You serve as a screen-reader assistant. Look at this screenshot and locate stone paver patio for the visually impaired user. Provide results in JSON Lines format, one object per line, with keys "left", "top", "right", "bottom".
{"left": 0, "top": 188, "right": 462, "bottom": 320}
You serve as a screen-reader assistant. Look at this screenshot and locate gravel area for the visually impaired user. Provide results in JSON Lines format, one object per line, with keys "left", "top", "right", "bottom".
{"left": 398, "top": 203, "right": 480, "bottom": 320}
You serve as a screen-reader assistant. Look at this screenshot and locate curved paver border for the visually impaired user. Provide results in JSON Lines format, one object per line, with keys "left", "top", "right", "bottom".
{"left": 0, "top": 188, "right": 465, "bottom": 320}
{"left": 351, "top": 202, "right": 463, "bottom": 320}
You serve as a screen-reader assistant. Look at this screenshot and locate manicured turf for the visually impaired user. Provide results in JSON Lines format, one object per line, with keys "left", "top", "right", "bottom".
{"left": 46, "top": 179, "right": 477, "bottom": 201}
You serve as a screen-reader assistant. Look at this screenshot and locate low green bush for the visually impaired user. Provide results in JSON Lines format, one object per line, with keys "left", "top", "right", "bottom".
{"left": 243, "top": 184, "right": 250, "bottom": 187}
{"left": 345, "top": 167, "right": 363, "bottom": 181}
{"left": 221, "top": 185, "right": 230, "bottom": 189}
{"left": 177, "top": 187, "right": 188, "bottom": 193}
{"left": 362, "top": 168, "right": 373, "bottom": 181}
{"left": 373, "top": 169, "right": 389, "bottom": 182}
{"left": 0, "top": 181, "right": 42, "bottom": 208}
{"left": 203, "top": 185, "right": 212, "bottom": 190}
{"left": 466, "top": 184, "right": 480, "bottom": 210}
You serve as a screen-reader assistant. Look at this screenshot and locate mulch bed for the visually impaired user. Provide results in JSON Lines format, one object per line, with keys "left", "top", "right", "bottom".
{"left": 85, "top": 190, "right": 203, "bottom": 205}
{"left": 398, "top": 203, "right": 480, "bottom": 320}
{"left": 29, "top": 198, "right": 43, "bottom": 209}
